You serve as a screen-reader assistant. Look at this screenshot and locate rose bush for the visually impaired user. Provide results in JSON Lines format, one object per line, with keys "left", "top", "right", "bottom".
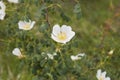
{"left": 0, "top": 0, "right": 120, "bottom": 80}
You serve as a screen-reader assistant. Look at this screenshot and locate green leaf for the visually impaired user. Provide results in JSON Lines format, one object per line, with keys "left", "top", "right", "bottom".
{"left": 73, "top": 3, "right": 82, "bottom": 19}
{"left": 60, "top": 12, "right": 70, "bottom": 22}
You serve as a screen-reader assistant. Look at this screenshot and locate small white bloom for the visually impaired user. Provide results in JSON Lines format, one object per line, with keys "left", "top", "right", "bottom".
{"left": 108, "top": 49, "right": 114, "bottom": 55}
{"left": 18, "top": 20, "right": 35, "bottom": 30}
{"left": 12, "top": 48, "right": 24, "bottom": 58}
{"left": 0, "top": 1, "right": 6, "bottom": 20}
{"left": 51, "top": 24, "right": 75, "bottom": 44}
{"left": 8, "top": 0, "right": 19, "bottom": 4}
{"left": 71, "top": 53, "right": 85, "bottom": 61}
{"left": 96, "top": 69, "right": 111, "bottom": 80}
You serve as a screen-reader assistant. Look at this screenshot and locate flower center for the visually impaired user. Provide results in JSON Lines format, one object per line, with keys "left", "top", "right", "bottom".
{"left": 99, "top": 76, "right": 104, "bottom": 80}
{"left": 57, "top": 32, "right": 67, "bottom": 40}
{"left": 24, "top": 24, "right": 30, "bottom": 29}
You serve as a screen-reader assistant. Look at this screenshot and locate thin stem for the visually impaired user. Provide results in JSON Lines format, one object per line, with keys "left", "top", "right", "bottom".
{"left": 41, "top": 0, "right": 51, "bottom": 27}
{"left": 45, "top": 8, "right": 50, "bottom": 27}
{"left": 99, "top": 21, "right": 111, "bottom": 48}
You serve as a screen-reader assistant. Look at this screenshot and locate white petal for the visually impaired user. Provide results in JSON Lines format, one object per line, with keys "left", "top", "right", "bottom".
{"left": 71, "top": 56, "right": 77, "bottom": 60}
{"left": 105, "top": 77, "right": 110, "bottom": 80}
{"left": 0, "top": 10, "right": 5, "bottom": 20}
{"left": 0, "top": 1, "right": 6, "bottom": 20}
{"left": 18, "top": 21, "right": 26, "bottom": 29}
{"left": 102, "top": 71, "right": 106, "bottom": 78}
{"left": 30, "top": 21, "right": 36, "bottom": 29}
{"left": 96, "top": 69, "right": 102, "bottom": 79}
{"left": 0, "top": 1, "right": 6, "bottom": 11}
{"left": 66, "top": 31, "right": 75, "bottom": 41}
{"left": 61, "top": 25, "right": 72, "bottom": 32}
{"left": 8, "top": 0, "right": 19, "bottom": 3}
{"left": 51, "top": 34, "right": 60, "bottom": 43}
{"left": 12, "top": 48, "right": 21, "bottom": 57}
{"left": 71, "top": 55, "right": 81, "bottom": 61}
{"left": 77, "top": 53, "right": 85, "bottom": 57}
{"left": 52, "top": 24, "right": 61, "bottom": 36}
{"left": 108, "top": 50, "right": 114, "bottom": 55}
{"left": 61, "top": 25, "right": 75, "bottom": 42}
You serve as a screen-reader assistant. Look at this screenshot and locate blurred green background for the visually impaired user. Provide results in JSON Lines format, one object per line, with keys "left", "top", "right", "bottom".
{"left": 0, "top": 0, "right": 120, "bottom": 80}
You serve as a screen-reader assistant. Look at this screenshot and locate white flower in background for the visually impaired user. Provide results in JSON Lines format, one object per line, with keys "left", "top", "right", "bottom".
{"left": 96, "top": 69, "right": 111, "bottom": 80}
{"left": 18, "top": 20, "right": 35, "bottom": 30}
{"left": 108, "top": 49, "right": 114, "bottom": 55}
{"left": 0, "top": 1, "right": 6, "bottom": 20}
{"left": 12, "top": 48, "right": 24, "bottom": 58}
{"left": 71, "top": 53, "right": 85, "bottom": 61}
{"left": 51, "top": 24, "right": 75, "bottom": 44}
{"left": 8, "top": 0, "right": 19, "bottom": 4}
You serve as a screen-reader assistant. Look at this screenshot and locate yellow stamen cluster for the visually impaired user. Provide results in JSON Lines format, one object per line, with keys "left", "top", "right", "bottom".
{"left": 57, "top": 32, "right": 67, "bottom": 40}
{"left": 99, "top": 76, "right": 104, "bottom": 80}
{"left": 24, "top": 24, "right": 30, "bottom": 29}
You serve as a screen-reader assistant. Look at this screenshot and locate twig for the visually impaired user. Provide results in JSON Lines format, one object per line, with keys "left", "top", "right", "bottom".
{"left": 99, "top": 21, "right": 111, "bottom": 48}
{"left": 45, "top": 8, "right": 51, "bottom": 27}
{"left": 42, "top": 0, "right": 51, "bottom": 27}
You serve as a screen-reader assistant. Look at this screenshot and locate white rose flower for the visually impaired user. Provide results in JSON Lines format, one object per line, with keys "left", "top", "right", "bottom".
{"left": 18, "top": 20, "right": 35, "bottom": 30}
{"left": 12, "top": 48, "right": 24, "bottom": 58}
{"left": 71, "top": 53, "right": 85, "bottom": 61}
{"left": 96, "top": 69, "right": 111, "bottom": 80}
{"left": 8, "top": 0, "right": 19, "bottom": 4}
{"left": 0, "top": 1, "right": 6, "bottom": 20}
{"left": 51, "top": 24, "right": 75, "bottom": 44}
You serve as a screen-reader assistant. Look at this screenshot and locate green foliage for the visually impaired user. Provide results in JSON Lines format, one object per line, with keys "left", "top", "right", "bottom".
{"left": 73, "top": 3, "right": 82, "bottom": 19}
{"left": 0, "top": 0, "right": 120, "bottom": 80}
